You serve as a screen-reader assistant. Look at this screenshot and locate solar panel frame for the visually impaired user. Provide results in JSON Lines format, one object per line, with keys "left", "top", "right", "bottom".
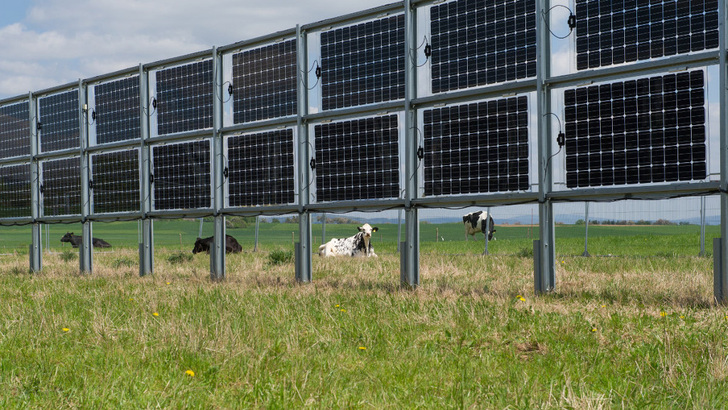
{"left": 153, "top": 60, "right": 214, "bottom": 136}
{"left": 0, "top": 163, "right": 31, "bottom": 219}
{"left": 0, "top": 101, "right": 31, "bottom": 160}
{"left": 151, "top": 140, "right": 211, "bottom": 211}
{"left": 314, "top": 114, "right": 401, "bottom": 202}
{"left": 41, "top": 157, "right": 81, "bottom": 217}
{"left": 90, "top": 75, "right": 142, "bottom": 145}
{"left": 90, "top": 149, "right": 140, "bottom": 214}
{"left": 227, "top": 129, "right": 297, "bottom": 207}
{"left": 38, "top": 90, "right": 80, "bottom": 153}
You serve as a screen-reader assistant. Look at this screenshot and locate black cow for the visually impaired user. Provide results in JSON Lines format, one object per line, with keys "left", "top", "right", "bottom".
{"left": 463, "top": 211, "right": 496, "bottom": 241}
{"left": 60, "top": 232, "right": 112, "bottom": 248}
{"left": 192, "top": 235, "right": 242, "bottom": 254}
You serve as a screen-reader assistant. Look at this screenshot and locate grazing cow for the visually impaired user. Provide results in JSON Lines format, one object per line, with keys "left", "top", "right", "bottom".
{"left": 192, "top": 235, "right": 242, "bottom": 254}
{"left": 463, "top": 211, "right": 496, "bottom": 241}
{"left": 318, "top": 223, "right": 378, "bottom": 257}
{"left": 60, "top": 232, "right": 112, "bottom": 248}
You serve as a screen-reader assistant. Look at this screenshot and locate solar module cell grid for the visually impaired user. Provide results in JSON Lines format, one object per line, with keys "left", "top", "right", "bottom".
{"left": 91, "top": 149, "right": 140, "bottom": 214}
{"left": 94, "top": 76, "right": 141, "bottom": 144}
{"left": 0, "top": 164, "right": 31, "bottom": 218}
{"left": 232, "top": 40, "right": 297, "bottom": 124}
{"left": 42, "top": 157, "right": 81, "bottom": 217}
{"left": 430, "top": 0, "right": 537, "bottom": 94}
{"left": 0, "top": 101, "right": 30, "bottom": 159}
{"left": 155, "top": 60, "right": 213, "bottom": 135}
{"left": 564, "top": 70, "right": 706, "bottom": 188}
{"left": 152, "top": 140, "right": 211, "bottom": 210}
{"left": 423, "top": 96, "right": 529, "bottom": 196}
{"left": 575, "top": 0, "right": 719, "bottom": 70}
{"left": 39, "top": 90, "right": 80, "bottom": 152}
{"left": 315, "top": 115, "right": 400, "bottom": 202}
{"left": 228, "top": 129, "right": 295, "bottom": 206}
{"left": 320, "top": 15, "right": 405, "bottom": 110}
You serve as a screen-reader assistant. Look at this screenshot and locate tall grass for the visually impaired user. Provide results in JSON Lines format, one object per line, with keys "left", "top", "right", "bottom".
{"left": 0, "top": 247, "right": 726, "bottom": 407}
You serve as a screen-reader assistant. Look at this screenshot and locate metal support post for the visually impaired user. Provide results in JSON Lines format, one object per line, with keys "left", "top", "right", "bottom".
{"left": 139, "top": 63, "right": 154, "bottom": 276}
{"left": 483, "top": 206, "right": 491, "bottom": 255}
{"left": 717, "top": 0, "right": 728, "bottom": 303}
{"left": 29, "top": 92, "right": 42, "bottom": 272}
{"left": 254, "top": 216, "right": 260, "bottom": 252}
{"left": 79, "top": 79, "right": 93, "bottom": 273}
{"left": 321, "top": 212, "right": 327, "bottom": 244}
{"left": 296, "top": 24, "right": 313, "bottom": 282}
{"left": 582, "top": 202, "right": 591, "bottom": 257}
{"left": 211, "top": 47, "right": 226, "bottom": 280}
{"left": 700, "top": 196, "right": 706, "bottom": 257}
{"left": 535, "top": 0, "right": 556, "bottom": 294}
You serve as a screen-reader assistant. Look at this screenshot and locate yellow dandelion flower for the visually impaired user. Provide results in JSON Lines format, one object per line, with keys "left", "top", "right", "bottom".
{"left": 601, "top": 305, "right": 606, "bottom": 308}
{"left": 358, "top": 346, "right": 366, "bottom": 350}
{"left": 185, "top": 370, "right": 195, "bottom": 377}
{"left": 680, "top": 315, "right": 685, "bottom": 319}
{"left": 153, "top": 312, "right": 159, "bottom": 317}
{"left": 166, "top": 282, "right": 171, "bottom": 285}
{"left": 335, "top": 304, "right": 340, "bottom": 308}
{"left": 660, "top": 312, "right": 667, "bottom": 317}
{"left": 591, "top": 328, "right": 597, "bottom": 332}
{"left": 340, "top": 309, "right": 346, "bottom": 312}
{"left": 129, "top": 298, "right": 134, "bottom": 301}
{"left": 62, "top": 328, "right": 70, "bottom": 332}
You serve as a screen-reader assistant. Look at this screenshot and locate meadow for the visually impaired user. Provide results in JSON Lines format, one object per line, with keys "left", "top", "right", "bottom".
{"left": 0, "top": 221, "right": 726, "bottom": 407}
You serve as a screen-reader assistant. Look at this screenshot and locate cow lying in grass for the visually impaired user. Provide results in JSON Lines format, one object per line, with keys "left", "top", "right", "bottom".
{"left": 192, "top": 235, "right": 243, "bottom": 254}
{"left": 318, "top": 223, "right": 378, "bottom": 257}
{"left": 60, "top": 232, "right": 112, "bottom": 248}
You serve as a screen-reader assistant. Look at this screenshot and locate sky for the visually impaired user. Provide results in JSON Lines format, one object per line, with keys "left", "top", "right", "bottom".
{"left": 0, "top": 0, "right": 395, "bottom": 100}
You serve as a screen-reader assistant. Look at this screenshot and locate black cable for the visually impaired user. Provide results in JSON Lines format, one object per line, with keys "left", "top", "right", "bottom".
{"left": 542, "top": 4, "right": 575, "bottom": 40}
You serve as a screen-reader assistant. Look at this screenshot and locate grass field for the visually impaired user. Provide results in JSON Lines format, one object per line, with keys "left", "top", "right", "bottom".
{"left": 0, "top": 221, "right": 726, "bottom": 407}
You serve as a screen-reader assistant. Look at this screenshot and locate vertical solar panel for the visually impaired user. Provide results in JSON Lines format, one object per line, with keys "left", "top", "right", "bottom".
{"left": 152, "top": 140, "right": 211, "bottom": 210}
{"left": 42, "top": 157, "right": 81, "bottom": 216}
{"left": 38, "top": 90, "right": 80, "bottom": 152}
{"left": 315, "top": 115, "right": 400, "bottom": 202}
{"left": 228, "top": 129, "right": 295, "bottom": 207}
{"left": 564, "top": 70, "right": 706, "bottom": 188}
{"left": 575, "top": 0, "right": 720, "bottom": 70}
{"left": 91, "top": 149, "right": 140, "bottom": 214}
{"left": 0, "top": 164, "right": 31, "bottom": 218}
{"left": 232, "top": 40, "right": 297, "bottom": 124}
{"left": 320, "top": 15, "right": 405, "bottom": 110}
{"left": 424, "top": 96, "right": 529, "bottom": 196}
{"left": 155, "top": 60, "right": 213, "bottom": 135}
{"left": 0, "top": 101, "right": 30, "bottom": 159}
{"left": 430, "top": 0, "right": 537, "bottom": 94}
{"left": 93, "top": 76, "right": 141, "bottom": 144}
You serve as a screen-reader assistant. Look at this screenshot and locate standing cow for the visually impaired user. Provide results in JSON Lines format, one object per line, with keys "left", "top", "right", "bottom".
{"left": 463, "top": 211, "right": 496, "bottom": 241}
{"left": 318, "top": 223, "right": 378, "bottom": 257}
{"left": 60, "top": 232, "right": 112, "bottom": 248}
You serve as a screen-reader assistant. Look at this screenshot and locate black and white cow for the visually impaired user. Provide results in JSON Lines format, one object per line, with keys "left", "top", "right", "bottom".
{"left": 463, "top": 211, "right": 496, "bottom": 241}
{"left": 318, "top": 223, "right": 378, "bottom": 257}
{"left": 60, "top": 232, "right": 112, "bottom": 248}
{"left": 192, "top": 235, "right": 242, "bottom": 254}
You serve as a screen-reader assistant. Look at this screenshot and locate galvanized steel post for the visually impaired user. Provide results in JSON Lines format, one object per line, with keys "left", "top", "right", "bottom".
{"left": 296, "top": 24, "right": 313, "bottom": 282}
{"left": 211, "top": 47, "right": 227, "bottom": 280}
{"left": 717, "top": 0, "right": 728, "bottom": 303}
{"left": 139, "top": 63, "right": 154, "bottom": 276}
{"left": 29, "top": 92, "right": 42, "bottom": 273}
{"left": 79, "top": 79, "right": 93, "bottom": 273}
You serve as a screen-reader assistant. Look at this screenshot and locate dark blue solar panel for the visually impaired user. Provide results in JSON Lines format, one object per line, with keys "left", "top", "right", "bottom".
{"left": 39, "top": 90, "right": 80, "bottom": 152}
{"left": 564, "top": 70, "right": 706, "bottom": 188}
{"left": 156, "top": 60, "right": 213, "bottom": 135}
{"left": 0, "top": 101, "right": 30, "bottom": 159}
{"left": 94, "top": 76, "right": 141, "bottom": 144}
{"left": 575, "top": 0, "right": 719, "bottom": 70}
{"left": 424, "top": 96, "right": 529, "bottom": 195}
{"left": 0, "top": 164, "right": 31, "bottom": 218}
{"left": 228, "top": 129, "right": 295, "bottom": 206}
{"left": 315, "top": 115, "right": 400, "bottom": 201}
{"left": 320, "top": 15, "right": 405, "bottom": 110}
{"left": 430, "top": 0, "right": 537, "bottom": 93}
{"left": 91, "top": 149, "right": 140, "bottom": 214}
{"left": 42, "top": 157, "right": 81, "bottom": 216}
{"left": 152, "top": 140, "right": 211, "bottom": 210}
{"left": 232, "top": 40, "right": 297, "bottom": 124}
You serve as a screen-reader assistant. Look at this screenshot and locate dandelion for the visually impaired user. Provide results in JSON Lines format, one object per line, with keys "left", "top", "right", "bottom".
{"left": 185, "top": 370, "right": 195, "bottom": 377}
{"left": 680, "top": 315, "right": 685, "bottom": 319}
{"left": 340, "top": 309, "right": 347, "bottom": 312}
{"left": 591, "top": 328, "right": 597, "bottom": 332}
{"left": 335, "top": 304, "right": 340, "bottom": 308}
{"left": 62, "top": 328, "right": 70, "bottom": 332}
{"left": 129, "top": 298, "right": 134, "bottom": 301}
{"left": 561, "top": 260, "right": 565, "bottom": 264}
{"left": 153, "top": 312, "right": 159, "bottom": 317}
{"left": 601, "top": 305, "right": 606, "bottom": 308}
{"left": 660, "top": 311, "right": 667, "bottom": 318}
{"left": 358, "top": 346, "right": 366, "bottom": 350}
{"left": 166, "top": 282, "right": 171, "bottom": 285}
{"left": 516, "top": 295, "right": 526, "bottom": 302}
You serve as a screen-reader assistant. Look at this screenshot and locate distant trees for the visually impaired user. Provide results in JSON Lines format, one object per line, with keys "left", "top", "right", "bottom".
{"left": 574, "top": 218, "right": 687, "bottom": 226}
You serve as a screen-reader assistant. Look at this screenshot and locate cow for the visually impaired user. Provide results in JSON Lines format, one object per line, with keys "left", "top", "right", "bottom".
{"left": 318, "top": 223, "right": 378, "bottom": 257}
{"left": 463, "top": 211, "right": 496, "bottom": 241}
{"left": 192, "top": 235, "right": 242, "bottom": 254}
{"left": 60, "top": 232, "right": 112, "bottom": 248}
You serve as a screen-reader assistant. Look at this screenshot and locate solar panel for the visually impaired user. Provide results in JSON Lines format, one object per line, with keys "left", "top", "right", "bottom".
{"left": 42, "top": 157, "right": 81, "bottom": 217}
{"left": 152, "top": 140, "right": 211, "bottom": 210}
{"left": 38, "top": 90, "right": 80, "bottom": 152}
{"left": 93, "top": 76, "right": 141, "bottom": 144}
{"left": 423, "top": 96, "right": 530, "bottom": 196}
{"left": 91, "top": 149, "right": 140, "bottom": 214}
{"left": 0, "top": 164, "right": 31, "bottom": 218}
{"left": 563, "top": 70, "right": 706, "bottom": 188}
{"left": 575, "top": 0, "right": 720, "bottom": 70}
{"left": 430, "top": 0, "right": 537, "bottom": 94}
{"left": 227, "top": 129, "right": 295, "bottom": 207}
{"left": 155, "top": 60, "right": 213, "bottom": 136}
{"left": 320, "top": 15, "right": 405, "bottom": 110}
{"left": 314, "top": 115, "right": 400, "bottom": 202}
{"left": 0, "top": 101, "right": 30, "bottom": 159}
{"left": 232, "top": 40, "right": 297, "bottom": 124}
